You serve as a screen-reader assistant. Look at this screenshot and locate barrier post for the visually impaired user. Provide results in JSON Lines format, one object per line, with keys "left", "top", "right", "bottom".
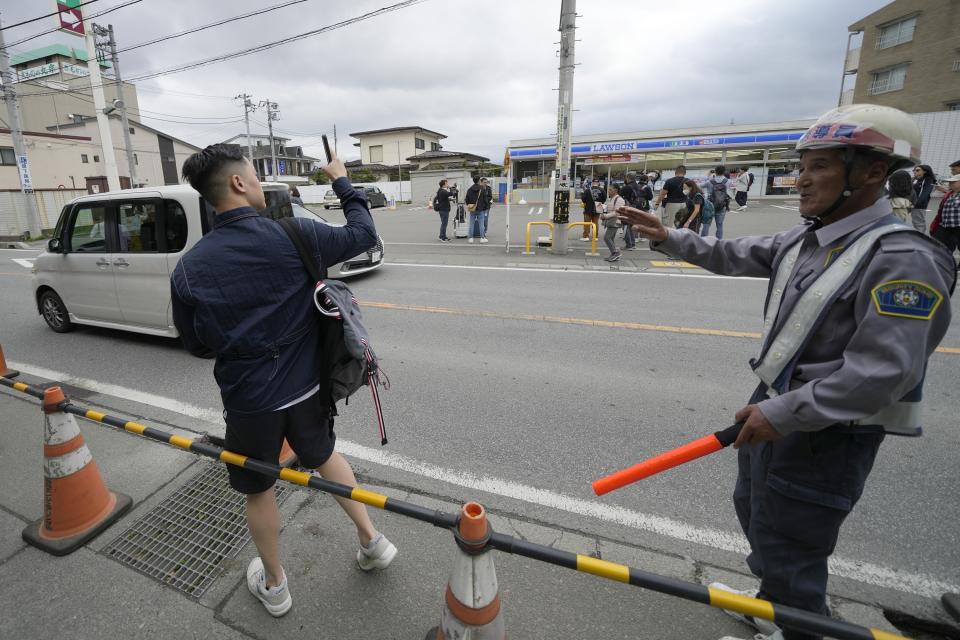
{"left": 22, "top": 386, "right": 132, "bottom": 556}
{"left": 523, "top": 221, "right": 554, "bottom": 256}
{"left": 425, "top": 502, "right": 505, "bottom": 640}
{"left": 0, "top": 345, "right": 17, "bottom": 379}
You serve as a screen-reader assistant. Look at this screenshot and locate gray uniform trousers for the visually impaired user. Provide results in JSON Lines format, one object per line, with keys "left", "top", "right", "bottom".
{"left": 734, "top": 386, "right": 884, "bottom": 640}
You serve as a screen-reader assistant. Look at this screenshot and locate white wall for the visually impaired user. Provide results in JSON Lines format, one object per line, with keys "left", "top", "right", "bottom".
{"left": 913, "top": 110, "right": 960, "bottom": 178}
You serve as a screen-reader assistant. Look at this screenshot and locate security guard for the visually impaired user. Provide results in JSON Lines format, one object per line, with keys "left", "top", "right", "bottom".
{"left": 617, "top": 105, "right": 956, "bottom": 640}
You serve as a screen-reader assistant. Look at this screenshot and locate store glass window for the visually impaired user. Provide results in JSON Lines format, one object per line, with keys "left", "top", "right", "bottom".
{"left": 765, "top": 148, "right": 800, "bottom": 196}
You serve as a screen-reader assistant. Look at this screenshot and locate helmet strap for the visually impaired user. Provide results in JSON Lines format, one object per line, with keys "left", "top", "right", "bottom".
{"left": 815, "top": 146, "right": 858, "bottom": 223}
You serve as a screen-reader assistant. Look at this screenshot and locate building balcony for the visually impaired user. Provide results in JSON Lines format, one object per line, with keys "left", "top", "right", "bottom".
{"left": 844, "top": 46, "right": 860, "bottom": 74}
{"left": 840, "top": 89, "right": 855, "bottom": 106}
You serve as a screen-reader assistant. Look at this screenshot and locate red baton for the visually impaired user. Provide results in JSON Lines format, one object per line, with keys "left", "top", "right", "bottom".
{"left": 592, "top": 422, "right": 743, "bottom": 496}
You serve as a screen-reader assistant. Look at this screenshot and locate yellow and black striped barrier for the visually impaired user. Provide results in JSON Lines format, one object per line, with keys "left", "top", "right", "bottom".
{"left": 0, "top": 373, "right": 908, "bottom": 640}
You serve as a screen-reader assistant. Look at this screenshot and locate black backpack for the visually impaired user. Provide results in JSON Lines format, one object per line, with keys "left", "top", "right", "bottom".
{"left": 277, "top": 217, "right": 390, "bottom": 445}
{"left": 710, "top": 179, "right": 730, "bottom": 211}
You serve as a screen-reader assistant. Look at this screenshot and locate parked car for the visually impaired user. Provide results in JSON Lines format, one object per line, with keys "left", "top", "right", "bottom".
{"left": 355, "top": 185, "right": 388, "bottom": 208}
{"left": 322, "top": 189, "right": 340, "bottom": 209}
{"left": 32, "top": 182, "right": 384, "bottom": 337}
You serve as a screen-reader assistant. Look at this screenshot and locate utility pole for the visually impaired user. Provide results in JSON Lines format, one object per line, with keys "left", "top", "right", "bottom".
{"left": 236, "top": 93, "right": 255, "bottom": 166}
{"left": 96, "top": 23, "right": 136, "bottom": 187}
{"left": 551, "top": 0, "right": 577, "bottom": 255}
{"left": 260, "top": 99, "right": 279, "bottom": 180}
{"left": 0, "top": 15, "right": 42, "bottom": 237}
{"left": 81, "top": 3, "right": 121, "bottom": 191}
{"left": 333, "top": 123, "right": 338, "bottom": 155}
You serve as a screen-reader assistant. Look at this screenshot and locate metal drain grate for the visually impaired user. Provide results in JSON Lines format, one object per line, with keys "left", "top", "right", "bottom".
{"left": 104, "top": 461, "right": 294, "bottom": 597}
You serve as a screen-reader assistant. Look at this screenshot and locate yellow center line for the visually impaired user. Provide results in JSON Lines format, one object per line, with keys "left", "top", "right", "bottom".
{"left": 359, "top": 301, "right": 960, "bottom": 355}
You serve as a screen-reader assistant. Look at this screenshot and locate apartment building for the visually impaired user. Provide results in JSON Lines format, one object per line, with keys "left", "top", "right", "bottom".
{"left": 842, "top": 0, "right": 960, "bottom": 112}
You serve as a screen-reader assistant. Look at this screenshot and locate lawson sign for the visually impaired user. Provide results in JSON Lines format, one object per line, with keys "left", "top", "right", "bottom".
{"left": 509, "top": 131, "right": 806, "bottom": 159}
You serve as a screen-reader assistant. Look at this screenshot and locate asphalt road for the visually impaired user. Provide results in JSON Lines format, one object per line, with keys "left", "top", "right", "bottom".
{"left": 2, "top": 202, "right": 958, "bottom": 617}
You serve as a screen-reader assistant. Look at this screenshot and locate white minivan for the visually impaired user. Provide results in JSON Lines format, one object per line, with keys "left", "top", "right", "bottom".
{"left": 32, "top": 183, "right": 384, "bottom": 337}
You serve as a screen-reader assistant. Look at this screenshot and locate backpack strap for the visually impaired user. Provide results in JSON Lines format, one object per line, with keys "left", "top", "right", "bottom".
{"left": 278, "top": 217, "right": 326, "bottom": 282}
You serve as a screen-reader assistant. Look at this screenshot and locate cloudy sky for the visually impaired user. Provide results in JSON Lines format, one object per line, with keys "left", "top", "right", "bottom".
{"left": 3, "top": 0, "right": 887, "bottom": 163}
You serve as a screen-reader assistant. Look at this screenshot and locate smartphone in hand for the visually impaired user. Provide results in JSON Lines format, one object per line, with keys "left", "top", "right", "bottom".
{"left": 322, "top": 134, "right": 333, "bottom": 163}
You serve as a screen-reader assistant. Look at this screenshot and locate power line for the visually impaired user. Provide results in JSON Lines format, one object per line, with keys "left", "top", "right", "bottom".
{"left": 0, "top": 0, "right": 100, "bottom": 31}
{"left": 128, "top": 0, "right": 426, "bottom": 83}
{"left": 116, "top": 0, "right": 307, "bottom": 53}
{"left": 2, "top": 0, "right": 142, "bottom": 50}
{"left": 10, "top": 0, "right": 427, "bottom": 97}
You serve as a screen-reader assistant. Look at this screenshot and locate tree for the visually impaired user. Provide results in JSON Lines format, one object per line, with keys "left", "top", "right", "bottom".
{"left": 311, "top": 170, "right": 330, "bottom": 185}
{"left": 349, "top": 169, "right": 378, "bottom": 184}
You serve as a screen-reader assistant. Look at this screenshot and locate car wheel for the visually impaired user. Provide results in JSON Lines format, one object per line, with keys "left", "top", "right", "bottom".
{"left": 39, "top": 290, "right": 73, "bottom": 333}
{"left": 324, "top": 205, "right": 330, "bottom": 209}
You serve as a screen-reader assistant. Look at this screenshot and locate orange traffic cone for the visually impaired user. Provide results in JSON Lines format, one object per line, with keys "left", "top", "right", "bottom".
{"left": 425, "top": 502, "right": 505, "bottom": 639}
{"left": 278, "top": 438, "right": 297, "bottom": 467}
{"left": 0, "top": 344, "right": 17, "bottom": 379}
{"left": 22, "top": 387, "right": 132, "bottom": 556}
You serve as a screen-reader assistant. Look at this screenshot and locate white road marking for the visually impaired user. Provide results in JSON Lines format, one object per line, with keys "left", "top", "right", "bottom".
{"left": 771, "top": 204, "right": 799, "bottom": 212}
{"left": 11, "top": 259, "right": 34, "bottom": 269}
{"left": 6, "top": 360, "right": 956, "bottom": 599}
{"left": 536, "top": 206, "right": 544, "bottom": 216}
{"left": 387, "top": 262, "right": 768, "bottom": 281}
{"left": 527, "top": 207, "right": 535, "bottom": 216}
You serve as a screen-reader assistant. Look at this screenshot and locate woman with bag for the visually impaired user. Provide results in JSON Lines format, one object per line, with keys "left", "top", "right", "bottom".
{"left": 887, "top": 170, "right": 914, "bottom": 223}
{"left": 433, "top": 179, "right": 453, "bottom": 242}
{"left": 911, "top": 164, "right": 937, "bottom": 233}
{"left": 677, "top": 179, "right": 705, "bottom": 233}
{"left": 601, "top": 184, "right": 625, "bottom": 262}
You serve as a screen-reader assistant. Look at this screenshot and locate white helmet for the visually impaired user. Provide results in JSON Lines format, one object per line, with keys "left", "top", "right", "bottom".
{"left": 796, "top": 104, "right": 921, "bottom": 172}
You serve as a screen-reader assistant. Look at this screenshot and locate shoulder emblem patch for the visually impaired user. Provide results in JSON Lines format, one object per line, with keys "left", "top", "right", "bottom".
{"left": 871, "top": 280, "right": 943, "bottom": 320}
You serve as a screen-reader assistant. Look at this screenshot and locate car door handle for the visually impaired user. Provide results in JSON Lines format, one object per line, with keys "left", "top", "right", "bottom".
{"left": 113, "top": 258, "right": 130, "bottom": 267}
{"left": 96, "top": 258, "right": 111, "bottom": 267}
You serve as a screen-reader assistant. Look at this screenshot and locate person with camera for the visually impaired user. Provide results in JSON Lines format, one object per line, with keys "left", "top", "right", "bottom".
{"left": 171, "top": 144, "right": 397, "bottom": 619}
{"left": 434, "top": 178, "right": 453, "bottom": 242}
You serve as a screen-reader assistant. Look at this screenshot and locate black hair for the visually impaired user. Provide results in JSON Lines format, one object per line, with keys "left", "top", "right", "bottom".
{"left": 290, "top": 187, "right": 301, "bottom": 197}
{"left": 638, "top": 174, "right": 649, "bottom": 184}
{"left": 182, "top": 144, "right": 248, "bottom": 206}
{"left": 609, "top": 183, "right": 621, "bottom": 193}
{"left": 675, "top": 165, "right": 686, "bottom": 173}
{"left": 472, "top": 176, "right": 480, "bottom": 184}
{"left": 950, "top": 159, "right": 960, "bottom": 168}
{"left": 914, "top": 164, "right": 936, "bottom": 182}
{"left": 715, "top": 165, "right": 726, "bottom": 175}
{"left": 439, "top": 179, "right": 448, "bottom": 187}
{"left": 888, "top": 170, "right": 913, "bottom": 199}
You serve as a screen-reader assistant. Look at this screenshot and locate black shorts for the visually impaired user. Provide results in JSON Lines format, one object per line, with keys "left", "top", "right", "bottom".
{"left": 223, "top": 392, "right": 335, "bottom": 494}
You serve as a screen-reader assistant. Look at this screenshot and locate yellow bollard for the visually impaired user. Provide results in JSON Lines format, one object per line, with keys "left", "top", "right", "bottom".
{"left": 523, "top": 221, "right": 554, "bottom": 255}
{"left": 567, "top": 221, "right": 599, "bottom": 256}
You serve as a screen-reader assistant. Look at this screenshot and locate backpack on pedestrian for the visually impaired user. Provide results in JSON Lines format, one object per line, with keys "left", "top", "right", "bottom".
{"left": 277, "top": 217, "right": 390, "bottom": 445}
{"left": 709, "top": 178, "right": 730, "bottom": 211}
{"left": 700, "top": 196, "right": 716, "bottom": 226}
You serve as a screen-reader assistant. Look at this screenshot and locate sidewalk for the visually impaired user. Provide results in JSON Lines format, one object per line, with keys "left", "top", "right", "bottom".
{"left": 0, "top": 377, "right": 931, "bottom": 639}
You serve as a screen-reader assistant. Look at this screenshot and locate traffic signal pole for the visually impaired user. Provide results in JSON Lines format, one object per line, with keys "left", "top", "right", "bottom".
{"left": 81, "top": 3, "right": 121, "bottom": 191}
{"left": 101, "top": 24, "right": 137, "bottom": 187}
{"left": 551, "top": 0, "right": 576, "bottom": 255}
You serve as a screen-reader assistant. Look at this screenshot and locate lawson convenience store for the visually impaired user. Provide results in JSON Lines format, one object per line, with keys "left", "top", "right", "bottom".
{"left": 507, "top": 119, "right": 818, "bottom": 198}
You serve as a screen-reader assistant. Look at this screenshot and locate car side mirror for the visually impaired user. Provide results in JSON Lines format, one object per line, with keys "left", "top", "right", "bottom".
{"left": 47, "top": 238, "right": 62, "bottom": 253}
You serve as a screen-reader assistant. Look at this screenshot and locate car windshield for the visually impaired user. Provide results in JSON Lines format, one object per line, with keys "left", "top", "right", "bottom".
{"left": 291, "top": 203, "right": 329, "bottom": 223}
{"left": 325, "top": 190, "right": 335, "bottom": 197}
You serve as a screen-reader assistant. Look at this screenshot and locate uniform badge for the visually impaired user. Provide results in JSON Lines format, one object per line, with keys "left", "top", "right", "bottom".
{"left": 823, "top": 246, "right": 845, "bottom": 267}
{"left": 871, "top": 280, "right": 943, "bottom": 320}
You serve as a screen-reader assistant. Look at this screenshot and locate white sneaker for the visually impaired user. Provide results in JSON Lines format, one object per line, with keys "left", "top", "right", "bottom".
{"left": 580, "top": 237, "right": 590, "bottom": 242}
{"left": 357, "top": 532, "right": 398, "bottom": 571}
{"left": 709, "top": 582, "right": 780, "bottom": 636}
{"left": 468, "top": 238, "right": 474, "bottom": 243}
{"left": 246, "top": 557, "right": 292, "bottom": 617}
{"left": 480, "top": 237, "right": 489, "bottom": 243}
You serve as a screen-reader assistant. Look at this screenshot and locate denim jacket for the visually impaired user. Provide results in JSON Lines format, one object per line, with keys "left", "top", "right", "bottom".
{"left": 170, "top": 177, "right": 377, "bottom": 414}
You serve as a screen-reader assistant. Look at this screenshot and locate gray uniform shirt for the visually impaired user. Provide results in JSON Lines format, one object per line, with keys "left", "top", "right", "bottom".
{"left": 653, "top": 197, "right": 955, "bottom": 435}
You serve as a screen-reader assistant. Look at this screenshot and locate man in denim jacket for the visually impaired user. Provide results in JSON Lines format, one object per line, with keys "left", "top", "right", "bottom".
{"left": 171, "top": 144, "right": 396, "bottom": 618}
